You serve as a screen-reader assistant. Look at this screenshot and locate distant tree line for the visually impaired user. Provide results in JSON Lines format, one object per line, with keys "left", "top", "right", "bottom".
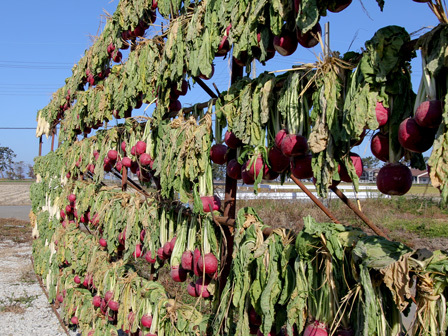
{"left": 0, "top": 144, "right": 35, "bottom": 180}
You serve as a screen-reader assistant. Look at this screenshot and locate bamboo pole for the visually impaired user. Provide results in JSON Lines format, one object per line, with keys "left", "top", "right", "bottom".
{"left": 290, "top": 175, "right": 341, "bottom": 224}
{"left": 329, "top": 186, "right": 389, "bottom": 239}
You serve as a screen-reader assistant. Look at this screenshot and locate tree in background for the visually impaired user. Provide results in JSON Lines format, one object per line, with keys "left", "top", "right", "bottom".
{"left": 27, "top": 164, "right": 35, "bottom": 179}
{"left": 0, "top": 145, "right": 16, "bottom": 179}
{"left": 362, "top": 156, "right": 380, "bottom": 169}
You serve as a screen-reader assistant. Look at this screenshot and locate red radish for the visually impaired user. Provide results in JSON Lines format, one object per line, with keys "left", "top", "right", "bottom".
{"left": 291, "top": 154, "right": 313, "bottom": 179}
{"left": 227, "top": 159, "right": 242, "bottom": 179}
{"left": 91, "top": 213, "right": 99, "bottom": 226}
{"left": 145, "top": 251, "right": 156, "bottom": 264}
{"left": 133, "top": 244, "right": 143, "bottom": 258}
{"left": 93, "top": 150, "right": 100, "bottom": 160}
{"left": 181, "top": 250, "right": 193, "bottom": 270}
{"left": 172, "top": 80, "right": 188, "bottom": 96}
{"left": 247, "top": 155, "right": 269, "bottom": 178}
{"left": 224, "top": 131, "right": 242, "bottom": 149}
{"left": 118, "top": 230, "right": 126, "bottom": 245}
{"left": 107, "top": 43, "right": 116, "bottom": 54}
{"left": 112, "top": 50, "right": 122, "bottom": 63}
{"left": 105, "top": 291, "right": 114, "bottom": 303}
{"left": 100, "top": 237, "right": 107, "bottom": 247}
{"left": 297, "top": 23, "right": 322, "bottom": 48}
{"left": 104, "top": 163, "right": 113, "bottom": 172}
{"left": 275, "top": 129, "right": 288, "bottom": 148}
{"left": 162, "top": 241, "right": 172, "bottom": 258}
{"left": 60, "top": 210, "right": 66, "bottom": 220}
{"left": 122, "top": 157, "right": 132, "bottom": 168}
{"left": 141, "top": 314, "right": 153, "bottom": 328}
{"left": 328, "top": 0, "right": 352, "bottom": 12}
{"left": 66, "top": 172, "right": 71, "bottom": 179}
{"left": 169, "top": 99, "right": 182, "bottom": 112}
{"left": 304, "top": 321, "right": 328, "bottom": 336}
{"left": 197, "top": 253, "right": 218, "bottom": 275}
{"left": 93, "top": 295, "right": 102, "bottom": 308}
{"left": 116, "top": 160, "right": 123, "bottom": 173}
{"left": 108, "top": 300, "right": 119, "bottom": 311}
{"left": 216, "top": 35, "right": 230, "bottom": 56}
{"left": 273, "top": 30, "right": 298, "bottom": 56}
{"left": 414, "top": 100, "right": 443, "bottom": 128}
{"left": 370, "top": 132, "right": 389, "bottom": 162}
{"left": 169, "top": 236, "right": 177, "bottom": 252}
{"left": 376, "top": 162, "right": 413, "bottom": 196}
{"left": 87, "top": 163, "right": 95, "bottom": 174}
{"left": 87, "top": 331, "right": 95, "bottom": 336}
{"left": 71, "top": 316, "right": 79, "bottom": 325}
{"left": 200, "top": 196, "right": 215, "bottom": 212}
{"left": 249, "top": 307, "right": 262, "bottom": 326}
{"left": 74, "top": 275, "right": 81, "bottom": 284}
{"left": 241, "top": 161, "right": 255, "bottom": 185}
{"left": 140, "top": 153, "right": 153, "bottom": 166}
{"left": 171, "top": 265, "right": 188, "bottom": 282}
{"left": 56, "top": 294, "right": 64, "bottom": 303}
{"left": 108, "top": 150, "right": 118, "bottom": 161}
{"left": 193, "top": 248, "right": 201, "bottom": 276}
{"left": 187, "top": 282, "right": 199, "bottom": 297}
{"left": 68, "top": 194, "right": 76, "bottom": 203}
{"left": 121, "top": 141, "right": 127, "bottom": 153}
{"left": 338, "top": 153, "right": 363, "bottom": 183}
{"left": 195, "top": 277, "right": 211, "bottom": 298}
{"left": 210, "top": 144, "right": 228, "bottom": 164}
{"left": 263, "top": 169, "right": 279, "bottom": 180}
{"left": 398, "top": 118, "right": 435, "bottom": 153}
{"left": 157, "top": 247, "right": 166, "bottom": 261}
{"left": 375, "top": 102, "right": 390, "bottom": 127}
{"left": 140, "top": 230, "right": 146, "bottom": 242}
{"left": 213, "top": 195, "right": 221, "bottom": 211}
{"left": 268, "top": 147, "right": 290, "bottom": 173}
{"left": 280, "top": 134, "right": 309, "bottom": 157}
{"left": 135, "top": 141, "right": 147, "bottom": 155}
{"left": 335, "top": 327, "right": 355, "bottom": 336}
{"left": 65, "top": 205, "right": 72, "bottom": 214}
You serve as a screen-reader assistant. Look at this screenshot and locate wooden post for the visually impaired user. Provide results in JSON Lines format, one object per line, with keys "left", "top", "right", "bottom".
{"left": 51, "top": 128, "right": 55, "bottom": 152}
{"left": 121, "top": 168, "right": 128, "bottom": 191}
{"left": 290, "top": 175, "right": 341, "bottom": 224}
{"left": 38, "top": 136, "right": 43, "bottom": 156}
{"left": 329, "top": 186, "right": 389, "bottom": 239}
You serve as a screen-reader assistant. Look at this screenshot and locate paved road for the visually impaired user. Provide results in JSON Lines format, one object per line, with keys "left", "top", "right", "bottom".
{"left": 0, "top": 206, "right": 31, "bottom": 221}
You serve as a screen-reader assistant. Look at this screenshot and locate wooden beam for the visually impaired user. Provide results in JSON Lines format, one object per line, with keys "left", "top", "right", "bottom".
{"left": 330, "top": 186, "right": 389, "bottom": 239}
{"left": 290, "top": 175, "right": 341, "bottom": 224}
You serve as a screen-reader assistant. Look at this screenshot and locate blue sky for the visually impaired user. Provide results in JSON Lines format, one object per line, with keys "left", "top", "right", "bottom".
{"left": 0, "top": 1, "right": 439, "bottom": 165}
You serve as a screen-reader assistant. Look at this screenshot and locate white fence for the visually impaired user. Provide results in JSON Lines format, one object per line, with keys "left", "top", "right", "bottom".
{"left": 215, "top": 183, "right": 387, "bottom": 200}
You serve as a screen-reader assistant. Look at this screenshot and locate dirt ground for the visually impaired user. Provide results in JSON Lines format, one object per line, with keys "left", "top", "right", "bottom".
{"left": 0, "top": 182, "right": 32, "bottom": 206}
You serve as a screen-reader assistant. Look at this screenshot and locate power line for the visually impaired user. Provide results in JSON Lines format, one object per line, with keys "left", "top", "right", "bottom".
{"left": 0, "top": 127, "right": 36, "bottom": 129}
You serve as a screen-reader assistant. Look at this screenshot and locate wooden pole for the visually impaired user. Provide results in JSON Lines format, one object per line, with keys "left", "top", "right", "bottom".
{"left": 290, "top": 175, "right": 341, "bottom": 224}
{"left": 50, "top": 129, "right": 55, "bottom": 152}
{"left": 329, "top": 186, "right": 389, "bottom": 239}
{"left": 38, "top": 136, "right": 43, "bottom": 156}
{"left": 121, "top": 168, "right": 128, "bottom": 191}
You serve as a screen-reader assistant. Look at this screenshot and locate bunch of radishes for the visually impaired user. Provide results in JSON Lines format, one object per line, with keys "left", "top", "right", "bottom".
{"left": 372, "top": 99, "right": 442, "bottom": 196}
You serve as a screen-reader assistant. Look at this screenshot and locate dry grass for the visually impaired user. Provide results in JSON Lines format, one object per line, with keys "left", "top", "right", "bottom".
{"left": 0, "top": 291, "right": 38, "bottom": 314}
{"left": 237, "top": 196, "right": 448, "bottom": 251}
{"left": 0, "top": 218, "right": 32, "bottom": 244}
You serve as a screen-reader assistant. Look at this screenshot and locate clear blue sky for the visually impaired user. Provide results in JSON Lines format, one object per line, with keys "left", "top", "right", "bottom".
{"left": 0, "top": 1, "right": 439, "bottom": 165}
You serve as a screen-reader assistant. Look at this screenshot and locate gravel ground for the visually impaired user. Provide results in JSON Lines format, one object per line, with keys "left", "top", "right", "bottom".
{"left": 0, "top": 239, "right": 78, "bottom": 336}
